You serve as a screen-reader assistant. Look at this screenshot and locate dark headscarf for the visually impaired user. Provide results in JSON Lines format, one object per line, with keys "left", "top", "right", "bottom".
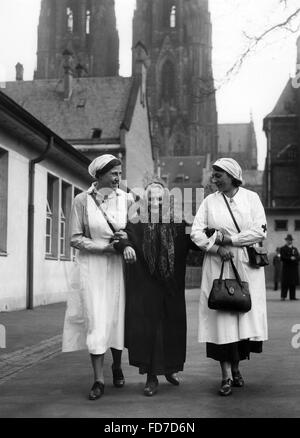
{"left": 141, "top": 182, "right": 178, "bottom": 284}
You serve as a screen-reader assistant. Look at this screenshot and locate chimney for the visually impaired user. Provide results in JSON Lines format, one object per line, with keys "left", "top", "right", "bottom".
{"left": 62, "top": 49, "right": 74, "bottom": 100}
{"left": 15, "top": 63, "right": 24, "bottom": 81}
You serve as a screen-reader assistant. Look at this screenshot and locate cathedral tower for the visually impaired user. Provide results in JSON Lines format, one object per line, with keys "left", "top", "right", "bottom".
{"left": 133, "top": 0, "right": 218, "bottom": 160}
{"left": 35, "top": 0, "right": 119, "bottom": 79}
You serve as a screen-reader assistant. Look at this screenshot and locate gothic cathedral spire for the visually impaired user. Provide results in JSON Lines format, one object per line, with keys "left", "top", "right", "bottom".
{"left": 133, "top": 0, "right": 218, "bottom": 159}
{"left": 35, "top": 0, "right": 119, "bottom": 79}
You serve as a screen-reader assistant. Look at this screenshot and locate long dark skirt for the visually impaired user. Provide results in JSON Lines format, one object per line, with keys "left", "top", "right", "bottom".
{"left": 206, "top": 340, "right": 263, "bottom": 362}
{"left": 138, "top": 320, "right": 184, "bottom": 376}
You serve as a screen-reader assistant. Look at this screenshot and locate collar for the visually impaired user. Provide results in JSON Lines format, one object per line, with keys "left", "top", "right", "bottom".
{"left": 87, "top": 183, "right": 121, "bottom": 199}
{"left": 218, "top": 187, "right": 242, "bottom": 204}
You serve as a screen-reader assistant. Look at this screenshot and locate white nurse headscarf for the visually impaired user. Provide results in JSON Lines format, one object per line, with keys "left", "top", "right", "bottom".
{"left": 212, "top": 158, "right": 243, "bottom": 183}
{"left": 88, "top": 154, "right": 121, "bottom": 178}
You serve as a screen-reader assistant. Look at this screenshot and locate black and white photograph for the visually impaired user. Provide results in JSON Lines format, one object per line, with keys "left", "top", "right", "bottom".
{"left": 0, "top": 0, "right": 300, "bottom": 422}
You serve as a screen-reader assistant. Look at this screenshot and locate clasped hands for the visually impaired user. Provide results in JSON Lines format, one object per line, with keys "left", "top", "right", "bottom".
{"left": 103, "top": 231, "right": 128, "bottom": 254}
{"left": 215, "top": 228, "right": 234, "bottom": 262}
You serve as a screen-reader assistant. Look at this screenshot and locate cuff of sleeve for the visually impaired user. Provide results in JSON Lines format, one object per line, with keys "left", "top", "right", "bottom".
{"left": 230, "top": 234, "right": 239, "bottom": 245}
{"left": 206, "top": 231, "right": 217, "bottom": 251}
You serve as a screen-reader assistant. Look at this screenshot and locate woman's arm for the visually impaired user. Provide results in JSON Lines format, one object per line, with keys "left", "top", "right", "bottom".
{"left": 70, "top": 195, "right": 108, "bottom": 254}
{"left": 230, "top": 192, "right": 267, "bottom": 247}
{"left": 191, "top": 199, "right": 220, "bottom": 255}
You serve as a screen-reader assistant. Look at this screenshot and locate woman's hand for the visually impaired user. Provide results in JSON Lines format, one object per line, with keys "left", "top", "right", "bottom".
{"left": 123, "top": 246, "right": 137, "bottom": 264}
{"left": 217, "top": 246, "right": 234, "bottom": 262}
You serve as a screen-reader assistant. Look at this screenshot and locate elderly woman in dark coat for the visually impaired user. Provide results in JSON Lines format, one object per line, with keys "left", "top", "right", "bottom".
{"left": 115, "top": 181, "right": 199, "bottom": 396}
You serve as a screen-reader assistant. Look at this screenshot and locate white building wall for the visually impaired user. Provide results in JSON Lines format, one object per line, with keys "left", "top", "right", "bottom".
{"left": 0, "top": 131, "right": 89, "bottom": 311}
{"left": 0, "top": 145, "right": 28, "bottom": 311}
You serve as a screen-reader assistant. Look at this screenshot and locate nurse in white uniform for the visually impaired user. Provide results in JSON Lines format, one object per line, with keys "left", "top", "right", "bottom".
{"left": 191, "top": 158, "right": 268, "bottom": 396}
{"left": 62, "top": 154, "right": 133, "bottom": 400}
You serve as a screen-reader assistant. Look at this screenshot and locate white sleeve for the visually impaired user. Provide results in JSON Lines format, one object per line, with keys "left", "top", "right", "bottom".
{"left": 70, "top": 196, "right": 102, "bottom": 253}
{"left": 231, "top": 193, "right": 267, "bottom": 247}
{"left": 191, "top": 198, "right": 219, "bottom": 254}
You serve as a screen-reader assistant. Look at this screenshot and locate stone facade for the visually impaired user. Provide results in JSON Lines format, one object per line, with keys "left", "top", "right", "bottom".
{"left": 35, "top": 0, "right": 119, "bottom": 79}
{"left": 132, "top": 0, "right": 218, "bottom": 161}
{"left": 263, "top": 37, "right": 300, "bottom": 208}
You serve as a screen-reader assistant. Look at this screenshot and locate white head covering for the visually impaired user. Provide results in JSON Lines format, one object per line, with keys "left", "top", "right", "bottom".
{"left": 212, "top": 158, "right": 243, "bottom": 183}
{"left": 88, "top": 154, "right": 120, "bottom": 178}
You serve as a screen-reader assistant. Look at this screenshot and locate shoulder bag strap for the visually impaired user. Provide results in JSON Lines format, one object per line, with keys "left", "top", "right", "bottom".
{"left": 89, "top": 193, "right": 116, "bottom": 234}
{"left": 222, "top": 193, "right": 241, "bottom": 233}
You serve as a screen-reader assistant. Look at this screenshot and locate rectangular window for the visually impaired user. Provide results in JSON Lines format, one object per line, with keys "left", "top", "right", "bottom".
{"left": 60, "top": 181, "right": 72, "bottom": 259}
{"left": 46, "top": 174, "right": 59, "bottom": 258}
{"left": 0, "top": 149, "right": 8, "bottom": 254}
{"left": 295, "top": 220, "right": 300, "bottom": 231}
{"left": 275, "top": 220, "right": 288, "bottom": 231}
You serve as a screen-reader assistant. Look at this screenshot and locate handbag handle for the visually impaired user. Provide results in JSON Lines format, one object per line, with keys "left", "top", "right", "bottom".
{"left": 219, "top": 259, "right": 243, "bottom": 287}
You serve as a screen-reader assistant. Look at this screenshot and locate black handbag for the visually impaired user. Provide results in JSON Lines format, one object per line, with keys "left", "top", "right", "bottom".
{"left": 222, "top": 194, "right": 269, "bottom": 269}
{"left": 246, "top": 246, "right": 269, "bottom": 268}
{"left": 208, "top": 259, "right": 252, "bottom": 313}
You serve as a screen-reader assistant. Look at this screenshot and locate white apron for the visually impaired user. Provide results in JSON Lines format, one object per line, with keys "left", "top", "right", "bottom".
{"left": 62, "top": 193, "right": 126, "bottom": 355}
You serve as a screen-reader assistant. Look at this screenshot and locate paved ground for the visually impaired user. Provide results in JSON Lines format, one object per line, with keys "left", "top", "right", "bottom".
{"left": 0, "top": 289, "right": 300, "bottom": 418}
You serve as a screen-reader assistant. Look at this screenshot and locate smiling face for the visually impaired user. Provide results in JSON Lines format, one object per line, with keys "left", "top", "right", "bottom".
{"left": 211, "top": 169, "right": 234, "bottom": 193}
{"left": 97, "top": 165, "right": 122, "bottom": 191}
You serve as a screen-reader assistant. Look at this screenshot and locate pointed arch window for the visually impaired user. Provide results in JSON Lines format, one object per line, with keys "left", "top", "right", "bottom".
{"left": 86, "top": 9, "right": 91, "bottom": 34}
{"left": 66, "top": 7, "right": 74, "bottom": 32}
{"left": 170, "top": 5, "right": 176, "bottom": 28}
{"left": 161, "top": 61, "right": 176, "bottom": 104}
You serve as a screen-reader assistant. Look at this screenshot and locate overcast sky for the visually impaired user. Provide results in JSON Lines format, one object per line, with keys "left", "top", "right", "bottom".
{"left": 0, "top": 0, "right": 299, "bottom": 170}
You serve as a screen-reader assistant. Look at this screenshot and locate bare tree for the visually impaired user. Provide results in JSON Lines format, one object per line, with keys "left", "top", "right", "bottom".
{"left": 193, "top": 0, "right": 300, "bottom": 101}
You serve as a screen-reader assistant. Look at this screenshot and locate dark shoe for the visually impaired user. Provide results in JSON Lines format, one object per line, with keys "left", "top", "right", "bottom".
{"left": 144, "top": 375, "right": 158, "bottom": 397}
{"left": 112, "top": 365, "right": 125, "bottom": 388}
{"left": 290, "top": 298, "right": 298, "bottom": 300}
{"left": 281, "top": 297, "right": 286, "bottom": 301}
{"left": 88, "top": 381, "right": 105, "bottom": 400}
{"left": 232, "top": 371, "right": 244, "bottom": 388}
{"left": 165, "top": 373, "right": 180, "bottom": 386}
{"left": 218, "top": 378, "right": 232, "bottom": 396}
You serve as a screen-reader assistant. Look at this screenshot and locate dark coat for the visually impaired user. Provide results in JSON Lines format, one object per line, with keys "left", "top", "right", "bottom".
{"left": 116, "top": 221, "right": 199, "bottom": 372}
{"left": 280, "top": 245, "right": 299, "bottom": 287}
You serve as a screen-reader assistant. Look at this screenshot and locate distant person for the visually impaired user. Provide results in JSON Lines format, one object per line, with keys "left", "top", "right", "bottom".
{"left": 280, "top": 235, "right": 299, "bottom": 301}
{"left": 273, "top": 247, "right": 281, "bottom": 291}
